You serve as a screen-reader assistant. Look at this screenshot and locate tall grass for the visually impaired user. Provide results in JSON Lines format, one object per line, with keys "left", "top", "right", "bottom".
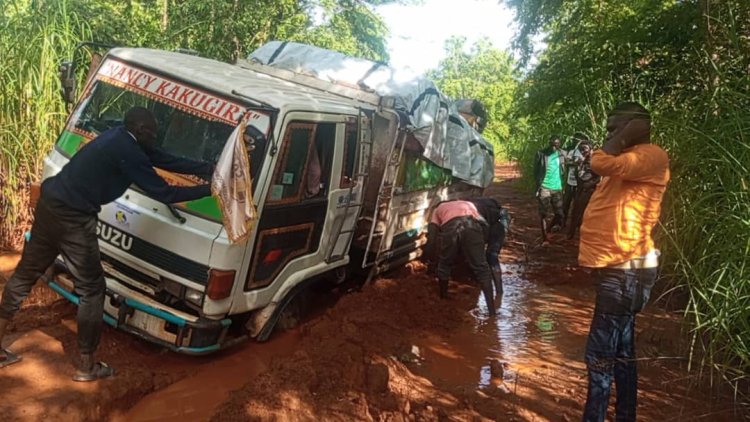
{"left": 0, "top": 0, "right": 90, "bottom": 250}
{"left": 657, "top": 75, "right": 750, "bottom": 387}
{"left": 507, "top": 6, "right": 750, "bottom": 395}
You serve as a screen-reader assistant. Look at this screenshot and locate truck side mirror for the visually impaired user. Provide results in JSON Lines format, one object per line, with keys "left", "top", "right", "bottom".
{"left": 59, "top": 61, "right": 76, "bottom": 105}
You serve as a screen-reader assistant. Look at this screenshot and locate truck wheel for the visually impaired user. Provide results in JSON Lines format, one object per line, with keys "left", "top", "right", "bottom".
{"left": 274, "top": 295, "right": 302, "bottom": 332}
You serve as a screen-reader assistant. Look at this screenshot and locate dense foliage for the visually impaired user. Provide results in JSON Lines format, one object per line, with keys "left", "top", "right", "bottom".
{"left": 503, "top": 0, "right": 750, "bottom": 391}
{"left": 428, "top": 36, "right": 518, "bottom": 156}
{"left": 0, "top": 0, "right": 394, "bottom": 250}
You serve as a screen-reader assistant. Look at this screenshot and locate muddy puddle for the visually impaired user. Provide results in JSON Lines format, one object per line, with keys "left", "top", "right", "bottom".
{"left": 113, "top": 332, "right": 301, "bottom": 422}
{"left": 416, "top": 263, "right": 590, "bottom": 391}
{"left": 412, "top": 261, "right": 745, "bottom": 421}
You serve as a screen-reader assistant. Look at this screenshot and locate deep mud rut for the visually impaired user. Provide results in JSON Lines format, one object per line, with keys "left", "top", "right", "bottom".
{"left": 0, "top": 164, "right": 747, "bottom": 421}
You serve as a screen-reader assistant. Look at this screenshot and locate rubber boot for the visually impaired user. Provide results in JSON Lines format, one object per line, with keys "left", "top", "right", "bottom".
{"left": 438, "top": 278, "right": 449, "bottom": 299}
{"left": 480, "top": 280, "right": 496, "bottom": 316}
{"left": 491, "top": 268, "right": 503, "bottom": 297}
{"left": 0, "top": 317, "right": 9, "bottom": 362}
{"left": 78, "top": 352, "right": 94, "bottom": 373}
{"left": 0, "top": 317, "right": 8, "bottom": 347}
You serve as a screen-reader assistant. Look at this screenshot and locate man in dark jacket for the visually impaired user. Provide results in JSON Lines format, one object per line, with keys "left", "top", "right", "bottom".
{"left": 533, "top": 135, "right": 565, "bottom": 243}
{"left": 0, "top": 107, "right": 213, "bottom": 381}
{"left": 469, "top": 197, "right": 508, "bottom": 299}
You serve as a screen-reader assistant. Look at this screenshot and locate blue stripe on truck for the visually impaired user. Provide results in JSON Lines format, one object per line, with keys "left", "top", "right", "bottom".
{"left": 48, "top": 280, "right": 118, "bottom": 327}
{"left": 47, "top": 279, "right": 233, "bottom": 351}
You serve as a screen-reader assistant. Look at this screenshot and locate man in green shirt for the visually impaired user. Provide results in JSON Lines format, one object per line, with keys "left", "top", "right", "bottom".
{"left": 533, "top": 135, "right": 566, "bottom": 243}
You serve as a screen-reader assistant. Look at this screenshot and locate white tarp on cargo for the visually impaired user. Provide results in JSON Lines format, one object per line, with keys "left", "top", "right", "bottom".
{"left": 248, "top": 41, "right": 494, "bottom": 188}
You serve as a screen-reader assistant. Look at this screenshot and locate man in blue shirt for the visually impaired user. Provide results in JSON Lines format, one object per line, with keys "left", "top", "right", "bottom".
{"left": 0, "top": 107, "right": 213, "bottom": 381}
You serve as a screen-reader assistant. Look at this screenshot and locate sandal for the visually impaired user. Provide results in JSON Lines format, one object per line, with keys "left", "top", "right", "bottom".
{"left": 72, "top": 361, "right": 114, "bottom": 382}
{"left": 0, "top": 348, "right": 22, "bottom": 368}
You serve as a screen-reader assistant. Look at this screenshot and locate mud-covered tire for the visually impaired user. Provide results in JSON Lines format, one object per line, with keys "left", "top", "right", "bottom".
{"left": 274, "top": 297, "right": 301, "bottom": 332}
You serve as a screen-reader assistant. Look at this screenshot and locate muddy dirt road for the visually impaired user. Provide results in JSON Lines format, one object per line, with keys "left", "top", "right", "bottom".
{"left": 0, "top": 164, "right": 746, "bottom": 421}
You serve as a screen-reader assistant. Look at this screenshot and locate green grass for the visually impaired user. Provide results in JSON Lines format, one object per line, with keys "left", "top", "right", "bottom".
{"left": 0, "top": 0, "right": 90, "bottom": 250}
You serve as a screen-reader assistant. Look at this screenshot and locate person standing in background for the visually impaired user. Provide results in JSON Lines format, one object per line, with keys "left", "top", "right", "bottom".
{"left": 533, "top": 135, "right": 565, "bottom": 244}
{"left": 567, "top": 140, "right": 599, "bottom": 240}
{"left": 562, "top": 133, "right": 588, "bottom": 226}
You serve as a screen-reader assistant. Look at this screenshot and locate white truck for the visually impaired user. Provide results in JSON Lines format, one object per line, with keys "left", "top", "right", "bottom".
{"left": 45, "top": 41, "right": 494, "bottom": 354}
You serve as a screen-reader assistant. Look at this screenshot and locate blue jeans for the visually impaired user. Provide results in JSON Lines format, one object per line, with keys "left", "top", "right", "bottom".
{"left": 583, "top": 267, "right": 658, "bottom": 422}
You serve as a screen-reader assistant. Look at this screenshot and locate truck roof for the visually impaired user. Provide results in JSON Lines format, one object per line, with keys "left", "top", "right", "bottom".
{"left": 108, "top": 48, "right": 368, "bottom": 116}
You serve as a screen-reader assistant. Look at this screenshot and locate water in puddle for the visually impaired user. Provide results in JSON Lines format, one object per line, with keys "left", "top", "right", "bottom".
{"left": 418, "top": 263, "right": 590, "bottom": 389}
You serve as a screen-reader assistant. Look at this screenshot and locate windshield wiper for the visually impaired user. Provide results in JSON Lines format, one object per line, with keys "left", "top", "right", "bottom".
{"left": 166, "top": 204, "right": 186, "bottom": 224}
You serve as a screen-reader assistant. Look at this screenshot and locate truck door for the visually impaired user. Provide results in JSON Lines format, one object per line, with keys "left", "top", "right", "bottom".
{"left": 244, "top": 114, "right": 342, "bottom": 291}
{"left": 325, "top": 115, "right": 366, "bottom": 262}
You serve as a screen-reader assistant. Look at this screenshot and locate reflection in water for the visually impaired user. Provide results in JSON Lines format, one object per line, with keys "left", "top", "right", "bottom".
{"left": 478, "top": 365, "right": 492, "bottom": 387}
{"left": 425, "top": 263, "right": 580, "bottom": 389}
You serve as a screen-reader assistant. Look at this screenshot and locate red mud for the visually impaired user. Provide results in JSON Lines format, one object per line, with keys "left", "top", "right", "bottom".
{"left": 0, "top": 163, "right": 747, "bottom": 421}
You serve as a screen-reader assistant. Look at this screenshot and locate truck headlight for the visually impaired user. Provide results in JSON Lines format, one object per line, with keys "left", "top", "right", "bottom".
{"left": 185, "top": 288, "right": 204, "bottom": 307}
{"left": 162, "top": 277, "right": 204, "bottom": 308}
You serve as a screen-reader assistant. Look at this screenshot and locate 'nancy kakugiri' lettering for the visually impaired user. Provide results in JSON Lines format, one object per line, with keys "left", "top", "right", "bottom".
{"left": 98, "top": 59, "right": 248, "bottom": 124}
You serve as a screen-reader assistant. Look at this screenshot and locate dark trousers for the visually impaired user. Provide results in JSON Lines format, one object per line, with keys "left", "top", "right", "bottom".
{"left": 583, "top": 267, "right": 658, "bottom": 422}
{"left": 436, "top": 217, "right": 494, "bottom": 311}
{"left": 486, "top": 224, "right": 505, "bottom": 295}
{"left": 568, "top": 187, "right": 595, "bottom": 238}
{"left": 563, "top": 183, "right": 577, "bottom": 223}
{"left": 0, "top": 195, "right": 105, "bottom": 355}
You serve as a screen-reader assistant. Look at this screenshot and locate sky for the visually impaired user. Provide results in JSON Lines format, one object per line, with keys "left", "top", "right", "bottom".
{"left": 374, "top": 0, "right": 518, "bottom": 75}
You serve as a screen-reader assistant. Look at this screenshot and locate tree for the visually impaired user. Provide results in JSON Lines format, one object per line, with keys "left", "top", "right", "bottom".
{"left": 64, "top": 0, "right": 396, "bottom": 63}
{"left": 428, "top": 36, "right": 518, "bottom": 154}
{"left": 296, "top": 0, "right": 390, "bottom": 62}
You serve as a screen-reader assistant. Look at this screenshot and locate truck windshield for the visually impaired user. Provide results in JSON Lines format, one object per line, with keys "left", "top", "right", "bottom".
{"left": 72, "top": 80, "right": 234, "bottom": 164}
{"left": 56, "top": 57, "right": 274, "bottom": 221}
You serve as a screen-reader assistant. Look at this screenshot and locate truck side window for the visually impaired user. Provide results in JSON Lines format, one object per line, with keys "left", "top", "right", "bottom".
{"left": 268, "top": 121, "right": 335, "bottom": 204}
{"left": 307, "top": 123, "right": 335, "bottom": 199}
{"left": 341, "top": 124, "right": 358, "bottom": 188}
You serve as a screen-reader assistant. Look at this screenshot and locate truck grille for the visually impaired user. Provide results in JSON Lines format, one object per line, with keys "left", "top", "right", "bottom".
{"left": 101, "top": 253, "right": 162, "bottom": 293}
{"left": 98, "top": 221, "right": 210, "bottom": 285}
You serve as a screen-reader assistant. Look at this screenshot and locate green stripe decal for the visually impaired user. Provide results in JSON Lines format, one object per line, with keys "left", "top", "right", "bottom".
{"left": 56, "top": 130, "right": 85, "bottom": 156}
{"left": 183, "top": 196, "right": 222, "bottom": 221}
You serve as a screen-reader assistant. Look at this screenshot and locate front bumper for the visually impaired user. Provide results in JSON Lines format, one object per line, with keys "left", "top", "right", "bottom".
{"left": 50, "top": 271, "right": 235, "bottom": 355}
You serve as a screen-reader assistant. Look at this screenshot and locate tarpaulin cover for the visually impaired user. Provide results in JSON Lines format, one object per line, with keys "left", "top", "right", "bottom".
{"left": 249, "top": 41, "right": 494, "bottom": 188}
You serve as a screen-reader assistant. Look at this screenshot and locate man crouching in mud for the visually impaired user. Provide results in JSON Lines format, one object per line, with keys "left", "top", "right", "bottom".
{"left": 425, "top": 200, "right": 497, "bottom": 316}
{"left": 0, "top": 107, "right": 213, "bottom": 381}
{"left": 579, "top": 102, "right": 670, "bottom": 421}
